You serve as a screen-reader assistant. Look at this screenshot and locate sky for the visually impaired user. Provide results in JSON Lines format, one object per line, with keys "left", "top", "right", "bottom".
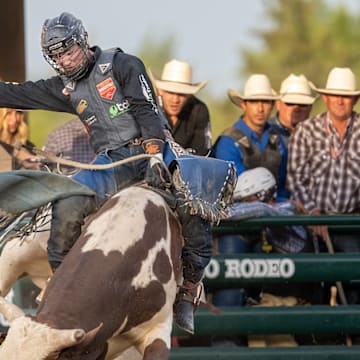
{"left": 24, "top": 0, "right": 360, "bottom": 98}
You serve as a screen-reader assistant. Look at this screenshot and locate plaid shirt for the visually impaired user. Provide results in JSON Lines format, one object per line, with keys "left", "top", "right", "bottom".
{"left": 44, "top": 118, "right": 95, "bottom": 175}
{"left": 287, "top": 111, "right": 360, "bottom": 213}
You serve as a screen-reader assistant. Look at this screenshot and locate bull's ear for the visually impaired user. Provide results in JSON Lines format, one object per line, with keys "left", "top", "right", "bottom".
{"left": 0, "top": 296, "right": 24, "bottom": 323}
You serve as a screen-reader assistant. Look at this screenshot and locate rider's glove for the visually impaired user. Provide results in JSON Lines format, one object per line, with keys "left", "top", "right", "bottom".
{"left": 143, "top": 139, "right": 170, "bottom": 189}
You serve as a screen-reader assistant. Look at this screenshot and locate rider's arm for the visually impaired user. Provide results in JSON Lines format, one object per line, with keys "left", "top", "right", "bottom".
{"left": 0, "top": 77, "right": 75, "bottom": 113}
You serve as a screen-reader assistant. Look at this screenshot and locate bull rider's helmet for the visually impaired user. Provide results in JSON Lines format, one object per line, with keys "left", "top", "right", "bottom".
{"left": 41, "top": 12, "right": 91, "bottom": 81}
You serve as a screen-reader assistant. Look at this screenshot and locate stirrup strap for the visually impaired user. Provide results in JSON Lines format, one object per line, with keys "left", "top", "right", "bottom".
{"left": 178, "top": 282, "right": 221, "bottom": 314}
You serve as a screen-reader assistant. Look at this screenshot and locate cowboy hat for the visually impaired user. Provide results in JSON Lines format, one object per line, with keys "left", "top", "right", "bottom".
{"left": 151, "top": 59, "right": 207, "bottom": 95}
{"left": 279, "top": 74, "right": 317, "bottom": 105}
{"left": 228, "top": 74, "right": 278, "bottom": 107}
{"left": 310, "top": 67, "right": 360, "bottom": 96}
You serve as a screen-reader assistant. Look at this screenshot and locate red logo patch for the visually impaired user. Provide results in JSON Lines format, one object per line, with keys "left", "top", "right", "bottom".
{"left": 96, "top": 78, "right": 116, "bottom": 100}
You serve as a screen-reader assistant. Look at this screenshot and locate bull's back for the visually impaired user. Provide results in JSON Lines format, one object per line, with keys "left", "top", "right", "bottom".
{"left": 37, "top": 186, "right": 182, "bottom": 338}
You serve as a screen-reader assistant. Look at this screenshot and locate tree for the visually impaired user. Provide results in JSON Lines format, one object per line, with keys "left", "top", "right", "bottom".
{"left": 239, "top": 0, "right": 360, "bottom": 113}
{"left": 136, "top": 33, "right": 177, "bottom": 77}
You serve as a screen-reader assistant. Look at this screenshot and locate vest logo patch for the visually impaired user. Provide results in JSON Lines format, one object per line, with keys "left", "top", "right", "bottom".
{"left": 109, "top": 100, "right": 130, "bottom": 118}
{"left": 85, "top": 115, "right": 97, "bottom": 127}
{"left": 96, "top": 77, "right": 116, "bottom": 100}
{"left": 76, "top": 99, "right": 88, "bottom": 114}
{"left": 65, "top": 81, "right": 76, "bottom": 91}
{"left": 99, "top": 63, "right": 111, "bottom": 74}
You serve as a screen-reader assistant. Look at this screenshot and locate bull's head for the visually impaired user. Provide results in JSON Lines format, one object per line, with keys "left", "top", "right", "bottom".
{"left": 0, "top": 296, "right": 100, "bottom": 360}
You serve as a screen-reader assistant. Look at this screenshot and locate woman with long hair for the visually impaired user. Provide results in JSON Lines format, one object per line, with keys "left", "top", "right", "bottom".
{"left": 0, "top": 108, "right": 30, "bottom": 146}
{"left": 0, "top": 108, "right": 39, "bottom": 169}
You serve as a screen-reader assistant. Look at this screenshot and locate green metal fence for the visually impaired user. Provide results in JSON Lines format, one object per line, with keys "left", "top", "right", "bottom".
{"left": 170, "top": 214, "right": 360, "bottom": 359}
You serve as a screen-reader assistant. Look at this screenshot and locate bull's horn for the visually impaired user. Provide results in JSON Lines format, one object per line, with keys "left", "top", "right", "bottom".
{"left": 78, "top": 322, "right": 103, "bottom": 348}
{"left": 49, "top": 328, "right": 86, "bottom": 350}
{"left": 0, "top": 296, "right": 24, "bottom": 323}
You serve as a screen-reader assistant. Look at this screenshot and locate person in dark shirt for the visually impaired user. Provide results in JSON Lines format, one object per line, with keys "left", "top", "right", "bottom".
{"left": 0, "top": 12, "right": 213, "bottom": 333}
{"left": 152, "top": 59, "right": 212, "bottom": 155}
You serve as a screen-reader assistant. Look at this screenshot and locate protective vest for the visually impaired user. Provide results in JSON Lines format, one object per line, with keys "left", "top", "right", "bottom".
{"left": 221, "top": 127, "right": 281, "bottom": 179}
{"left": 62, "top": 48, "right": 141, "bottom": 153}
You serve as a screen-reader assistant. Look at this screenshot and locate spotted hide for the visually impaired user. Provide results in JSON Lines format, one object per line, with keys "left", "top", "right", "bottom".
{"left": 0, "top": 186, "right": 183, "bottom": 360}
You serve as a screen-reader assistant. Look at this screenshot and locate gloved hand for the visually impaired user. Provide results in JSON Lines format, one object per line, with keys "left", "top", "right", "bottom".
{"left": 143, "top": 139, "right": 170, "bottom": 189}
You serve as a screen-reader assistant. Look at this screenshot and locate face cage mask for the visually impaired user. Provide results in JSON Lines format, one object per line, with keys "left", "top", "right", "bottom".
{"left": 43, "top": 41, "right": 91, "bottom": 81}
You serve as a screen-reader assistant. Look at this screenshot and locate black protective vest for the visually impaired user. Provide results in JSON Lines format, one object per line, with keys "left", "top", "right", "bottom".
{"left": 221, "top": 127, "right": 282, "bottom": 179}
{"left": 63, "top": 48, "right": 141, "bottom": 153}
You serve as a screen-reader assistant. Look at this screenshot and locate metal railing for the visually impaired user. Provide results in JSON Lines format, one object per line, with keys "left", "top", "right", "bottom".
{"left": 170, "top": 214, "right": 360, "bottom": 359}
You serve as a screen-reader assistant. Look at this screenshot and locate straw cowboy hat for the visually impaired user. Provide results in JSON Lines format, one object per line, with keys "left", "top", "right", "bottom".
{"left": 310, "top": 67, "right": 360, "bottom": 96}
{"left": 151, "top": 59, "right": 207, "bottom": 95}
{"left": 279, "top": 74, "right": 317, "bottom": 105}
{"left": 227, "top": 74, "right": 278, "bottom": 107}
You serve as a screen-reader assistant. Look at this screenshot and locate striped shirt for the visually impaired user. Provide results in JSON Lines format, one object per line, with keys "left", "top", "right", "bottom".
{"left": 287, "top": 111, "right": 360, "bottom": 213}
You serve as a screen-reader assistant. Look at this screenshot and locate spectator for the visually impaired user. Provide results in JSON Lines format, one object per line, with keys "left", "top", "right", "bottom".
{"left": 43, "top": 118, "right": 95, "bottom": 175}
{"left": 269, "top": 74, "right": 317, "bottom": 146}
{"left": 151, "top": 59, "right": 212, "bottom": 155}
{"left": 0, "top": 108, "right": 39, "bottom": 170}
{"left": 287, "top": 67, "right": 360, "bottom": 304}
{"left": 212, "top": 74, "right": 288, "bottom": 201}
{"left": 212, "top": 167, "right": 318, "bottom": 347}
{"left": 211, "top": 75, "right": 289, "bottom": 344}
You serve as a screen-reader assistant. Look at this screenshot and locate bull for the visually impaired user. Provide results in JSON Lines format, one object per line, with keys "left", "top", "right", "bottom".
{"left": 0, "top": 186, "right": 183, "bottom": 360}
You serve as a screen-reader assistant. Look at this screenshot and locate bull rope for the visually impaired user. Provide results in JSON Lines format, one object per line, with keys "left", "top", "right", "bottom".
{"left": 31, "top": 146, "right": 171, "bottom": 177}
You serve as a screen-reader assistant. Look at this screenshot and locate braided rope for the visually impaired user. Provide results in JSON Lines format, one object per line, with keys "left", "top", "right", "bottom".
{"left": 31, "top": 146, "right": 172, "bottom": 179}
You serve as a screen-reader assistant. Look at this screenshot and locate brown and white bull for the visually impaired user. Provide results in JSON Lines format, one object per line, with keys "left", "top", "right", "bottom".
{"left": 0, "top": 186, "right": 183, "bottom": 360}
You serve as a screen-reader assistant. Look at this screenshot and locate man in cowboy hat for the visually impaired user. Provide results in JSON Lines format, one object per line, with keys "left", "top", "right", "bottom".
{"left": 152, "top": 59, "right": 212, "bottom": 155}
{"left": 210, "top": 74, "right": 289, "bottom": 325}
{"left": 269, "top": 74, "right": 317, "bottom": 146}
{"left": 287, "top": 67, "right": 360, "bottom": 304}
{"left": 212, "top": 73, "right": 288, "bottom": 200}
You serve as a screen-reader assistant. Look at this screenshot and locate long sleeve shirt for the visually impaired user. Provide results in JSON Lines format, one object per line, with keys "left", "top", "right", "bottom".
{"left": 168, "top": 96, "right": 212, "bottom": 155}
{"left": 287, "top": 111, "right": 360, "bottom": 213}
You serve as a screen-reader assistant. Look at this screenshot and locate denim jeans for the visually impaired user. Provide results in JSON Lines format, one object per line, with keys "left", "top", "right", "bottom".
{"left": 72, "top": 144, "right": 147, "bottom": 203}
{"left": 48, "top": 144, "right": 147, "bottom": 268}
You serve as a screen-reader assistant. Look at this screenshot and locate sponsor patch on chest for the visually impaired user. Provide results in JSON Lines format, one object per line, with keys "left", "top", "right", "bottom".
{"left": 96, "top": 77, "right": 116, "bottom": 100}
{"left": 109, "top": 100, "right": 130, "bottom": 118}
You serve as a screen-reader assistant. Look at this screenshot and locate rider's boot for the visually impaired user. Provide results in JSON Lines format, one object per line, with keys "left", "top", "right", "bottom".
{"left": 173, "top": 278, "right": 204, "bottom": 335}
{"left": 173, "top": 206, "right": 211, "bottom": 334}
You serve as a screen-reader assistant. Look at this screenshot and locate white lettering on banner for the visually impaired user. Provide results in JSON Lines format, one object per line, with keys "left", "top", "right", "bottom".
{"left": 204, "top": 258, "right": 295, "bottom": 279}
{"left": 224, "top": 259, "right": 240, "bottom": 278}
{"left": 205, "top": 258, "right": 220, "bottom": 279}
